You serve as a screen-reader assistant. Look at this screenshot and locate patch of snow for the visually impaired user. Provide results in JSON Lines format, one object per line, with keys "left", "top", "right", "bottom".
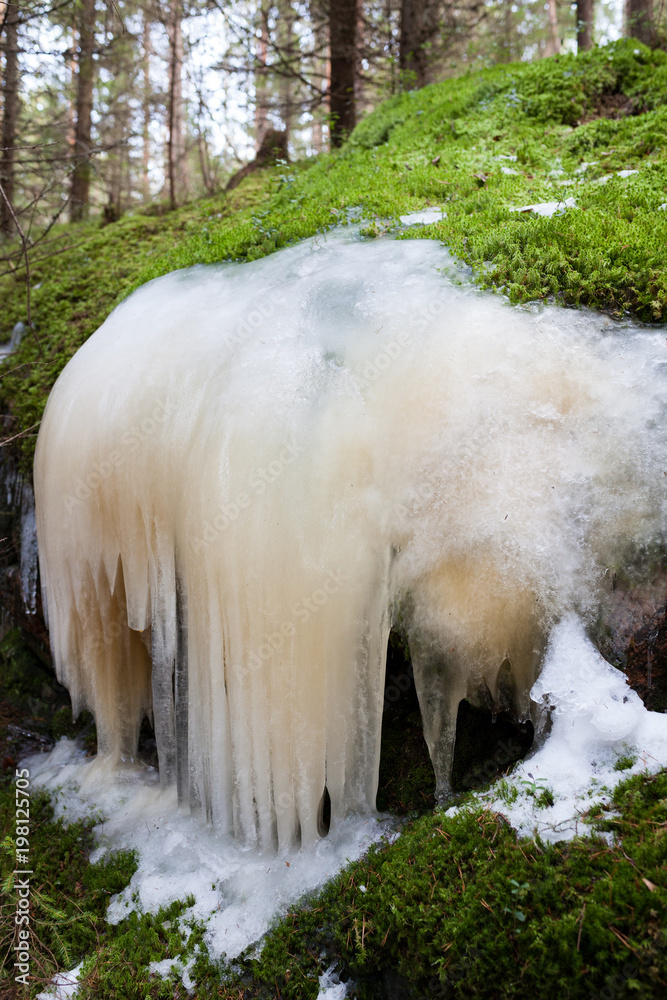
{"left": 36, "top": 962, "right": 84, "bottom": 1000}
{"left": 511, "top": 198, "right": 576, "bottom": 217}
{"left": 25, "top": 743, "right": 395, "bottom": 969}
{"left": 595, "top": 169, "right": 639, "bottom": 184}
{"left": 501, "top": 166, "right": 519, "bottom": 176}
{"left": 495, "top": 154, "right": 518, "bottom": 162}
{"left": 317, "top": 964, "right": 353, "bottom": 999}
{"left": 575, "top": 161, "right": 597, "bottom": 174}
{"left": 399, "top": 207, "right": 447, "bottom": 225}
{"left": 148, "top": 954, "right": 198, "bottom": 995}
{"left": 659, "top": 203, "right": 667, "bottom": 211}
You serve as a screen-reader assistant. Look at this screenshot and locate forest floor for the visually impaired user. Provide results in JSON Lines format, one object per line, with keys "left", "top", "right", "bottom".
{"left": 1, "top": 38, "right": 667, "bottom": 1000}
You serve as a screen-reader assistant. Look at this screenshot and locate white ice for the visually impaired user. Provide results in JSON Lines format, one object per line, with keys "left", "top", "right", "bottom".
{"left": 399, "top": 207, "right": 447, "bottom": 225}
{"left": 595, "top": 169, "right": 639, "bottom": 184}
{"left": 511, "top": 197, "right": 576, "bottom": 216}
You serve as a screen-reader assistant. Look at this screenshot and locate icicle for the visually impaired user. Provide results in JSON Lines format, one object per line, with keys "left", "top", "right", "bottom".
{"left": 20, "top": 482, "right": 38, "bottom": 615}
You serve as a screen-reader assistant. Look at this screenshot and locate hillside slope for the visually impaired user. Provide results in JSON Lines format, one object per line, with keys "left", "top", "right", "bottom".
{"left": 1, "top": 39, "right": 667, "bottom": 1000}
{"left": 1, "top": 38, "right": 667, "bottom": 469}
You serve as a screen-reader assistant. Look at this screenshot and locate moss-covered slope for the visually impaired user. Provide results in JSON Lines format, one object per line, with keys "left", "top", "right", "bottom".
{"left": 2, "top": 39, "right": 667, "bottom": 469}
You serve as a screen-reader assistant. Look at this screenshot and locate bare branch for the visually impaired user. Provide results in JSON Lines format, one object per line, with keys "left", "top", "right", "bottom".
{"left": 0, "top": 181, "right": 43, "bottom": 357}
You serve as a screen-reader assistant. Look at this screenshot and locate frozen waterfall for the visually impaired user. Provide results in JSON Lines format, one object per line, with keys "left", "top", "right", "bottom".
{"left": 34, "top": 228, "right": 667, "bottom": 850}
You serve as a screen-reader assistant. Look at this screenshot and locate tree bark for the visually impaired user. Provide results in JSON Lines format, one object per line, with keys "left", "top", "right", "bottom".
{"left": 329, "top": 0, "right": 357, "bottom": 147}
{"left": 279, "top": 5, "right": 295, "bottom": 148}
{"left": 142, "top": 13, "right": 151, "bottom": 203}
{"left": 167, "top": 0, "right": 186, "bottom": 209}
{"left": 576, "top": 0, "right": 594, "bottom": 52}
{"left": 255, "top": 5, "right": 269, "bottom": 153}
{"left": 0, "top": 1, "right": 20, "bottom": 236}
{"left": 545, "top": 0, "right": 561, "bottom": 56}
{"left": 399, "top": 0, "right": 439, "bottom": 88}
{"left": 70, "top": 0, "right": 96, "bottom": 222}
{"left": 625, "top": 0, "right": 655, "bottom": 45}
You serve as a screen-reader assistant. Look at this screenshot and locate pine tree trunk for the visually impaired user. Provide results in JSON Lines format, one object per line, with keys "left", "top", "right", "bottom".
{"left": 503, "top": 0, "right": 513, "bottom": 61}
{"left": 545, "top": 0, "right": 561, "bottom": 56}
{"left": 255, "top": 6, "right": 269, "bottom": 153}
{"left": 70, "top": 0, "right": 96, "bottom": 222}
{"left": 576, "top": 0, "right": 594, "bottom": 52}
{"left": 279, "top": 7, "right": 294, "bottom": 147}
{"left": 142, "top": 13, "right": 151, "bottom": 203}
{"left": 167, "top": 0, "right": 186, "bottom": 209}
{"left": 0, "top": 2, "right": 19, "bottom": 236}
{"left": 329, "top": 0, "right": 357, "bottom": 147}
{"left": 625, "top": 0, "right": 655, "bottom": 45}
{"left": 399, "top": 0, "right": 439, "bottom": 89}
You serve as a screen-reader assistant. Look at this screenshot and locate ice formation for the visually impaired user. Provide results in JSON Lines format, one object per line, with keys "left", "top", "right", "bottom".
{"left": 452, "top": 616, "right": 667, "bottom": 842}
{"left": 34, "top": 228, "right": 667, "bottom": 851}
{"left": 24, "top": 738, "right": 393, "bottom": 966}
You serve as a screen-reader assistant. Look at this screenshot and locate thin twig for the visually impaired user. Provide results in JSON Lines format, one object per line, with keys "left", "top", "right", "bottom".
{"left": 0, "top": 181, "right": 42, "bottom": 356}
{"left": 0, "top": 359, "right": 55, "bottom": 379}
{"left": 0, "top": 420, "right": 41, "bottom": 446}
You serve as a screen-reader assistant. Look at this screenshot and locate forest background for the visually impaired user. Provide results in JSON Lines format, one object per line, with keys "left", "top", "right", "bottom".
{"left": 0, "top": 0, "right": 664, "bottom": 254}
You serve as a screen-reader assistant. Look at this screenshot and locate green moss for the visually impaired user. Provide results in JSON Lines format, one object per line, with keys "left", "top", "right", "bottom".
{"left": 243, "top": 769, "right": 667, "bottom": 1000}
{"left": 0, "top": 784, "right": 137, "bottom": 996}
{"left": 535, "top": 787, "right": 555, "bottom": 809}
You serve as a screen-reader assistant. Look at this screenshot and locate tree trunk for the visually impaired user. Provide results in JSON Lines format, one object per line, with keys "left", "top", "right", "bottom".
{"left": 142, "top": 13, "right": 151, "bottom": 203}
{"left": 0, "top": 1, "right": 20, "bottom": 236}
{"left": 625, "top": 0, "right": 655, "bottom": 45}
{"left": 197, "top": 129, "right": 212, "bottom": 194}
{"left": 279, "top": 5, "right": 294, "bottom": 148}
{"left": 70, "top": 0, "right": 96, "bottom": 222}
{"left": 545, "top": 0, "right": 561, "bottom": 56}
{"left": 255, "top": 5, "right": 269, "bottom": 153}
{"left": 399, "top": 0, "right": 439, "bottom": 89}
{"left": 503, "top": 0, "right": 513, "bottom": 62}
{"left": 576, "top": 0, "right": 594, "bottom": 52}
{"left": 167, "top": 0, "right": 186, "bottom": 209}
{"left": 329, "top": 0, "right": 357, "bottom": 147}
